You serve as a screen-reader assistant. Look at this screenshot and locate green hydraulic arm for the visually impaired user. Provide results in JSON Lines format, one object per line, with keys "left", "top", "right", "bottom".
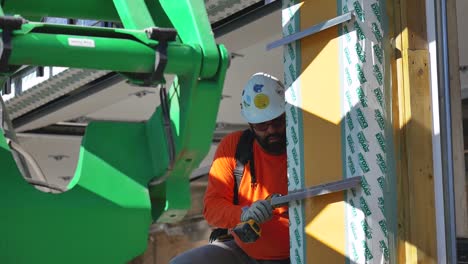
{"left": 0, "top": 0, "right": 229, "bottom": 263}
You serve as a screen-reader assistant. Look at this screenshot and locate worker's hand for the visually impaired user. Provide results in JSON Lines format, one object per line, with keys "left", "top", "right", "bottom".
{"left": 240, "top": 200, "right": 273, "bottom": 223}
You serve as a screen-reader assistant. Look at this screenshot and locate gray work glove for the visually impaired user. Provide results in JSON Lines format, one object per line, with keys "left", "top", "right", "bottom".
{"left": 240, "top": 200, "right": 273, "bottom": 223}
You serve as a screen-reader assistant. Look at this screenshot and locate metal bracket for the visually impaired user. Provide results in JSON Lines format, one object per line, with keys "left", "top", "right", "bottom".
{"left": 266, "top": 11, "right": 354, "bottom": 50}
{"left": 143, "top": 27, "right": 177, "bottom": 86}
{"left": 0, "top": 16, "right": 27, "bottom": 72}
{"left": 271, "top": 176, "right": 362, "bottom": 207}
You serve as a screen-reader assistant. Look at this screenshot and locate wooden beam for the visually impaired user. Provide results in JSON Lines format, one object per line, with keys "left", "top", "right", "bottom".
{"left": 392, "top": 0, "right": 438, "bottom": 262}
{"left": 447, "top": 0, "right": 468, "bottom": 238}
{"left": 387, "top": 0, "right": 411, "bottom": 262}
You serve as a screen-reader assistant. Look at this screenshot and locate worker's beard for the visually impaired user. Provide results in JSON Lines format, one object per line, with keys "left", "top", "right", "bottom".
{"left": 255, "top": 132, "right": 286, "bottom": 155}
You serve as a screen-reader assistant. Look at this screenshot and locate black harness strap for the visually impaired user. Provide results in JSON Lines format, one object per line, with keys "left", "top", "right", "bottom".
{"left": 209, "top": 129, "right": 256, "bottom": 243}
{"left": 233, "top": 129, "right": 255, "bottom": 204}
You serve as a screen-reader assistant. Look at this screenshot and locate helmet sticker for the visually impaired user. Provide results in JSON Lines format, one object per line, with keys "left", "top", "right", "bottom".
{"left": 245, "top": 94, "right": 252, "bottom": 104}
{"left": 253, "top": 84, "right": 264, "bottom": 93}
{"left": 254, "top": 93, "right": 269, "bottom": 109}
{"left": 243, "top": 100, "right": 250, "bottom": 108}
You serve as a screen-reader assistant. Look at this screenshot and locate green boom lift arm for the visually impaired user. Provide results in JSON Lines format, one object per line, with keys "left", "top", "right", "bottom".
{"left": 0, "top": 1, "right": 229, "bottom": 263}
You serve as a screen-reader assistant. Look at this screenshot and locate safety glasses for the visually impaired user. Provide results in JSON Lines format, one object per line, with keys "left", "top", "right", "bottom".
{"left": 251, "top": 113, "right": 286, "bottom": 132}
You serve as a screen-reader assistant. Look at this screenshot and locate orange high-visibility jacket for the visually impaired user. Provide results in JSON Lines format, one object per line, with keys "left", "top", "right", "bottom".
{"left": 203, "top": 130, "right": 289, "bottom": 260}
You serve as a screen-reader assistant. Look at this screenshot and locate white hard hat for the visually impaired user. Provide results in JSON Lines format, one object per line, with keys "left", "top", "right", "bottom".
{"left": 240, "top": 72, "right": 285, "bottom": 124}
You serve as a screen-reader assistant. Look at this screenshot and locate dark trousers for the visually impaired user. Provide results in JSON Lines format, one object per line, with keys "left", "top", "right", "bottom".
{"left": 169, "top": 240, "right": 290, "bottom": 264}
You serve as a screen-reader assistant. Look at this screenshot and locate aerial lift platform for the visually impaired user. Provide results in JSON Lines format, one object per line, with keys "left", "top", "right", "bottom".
{"left": 0, "top": 1, "right": 229, "bottom": 263}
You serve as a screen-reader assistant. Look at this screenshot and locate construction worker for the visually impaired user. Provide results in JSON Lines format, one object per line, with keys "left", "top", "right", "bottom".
{"left": 170, "top": 72, "right": 289, "bottom": 264}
